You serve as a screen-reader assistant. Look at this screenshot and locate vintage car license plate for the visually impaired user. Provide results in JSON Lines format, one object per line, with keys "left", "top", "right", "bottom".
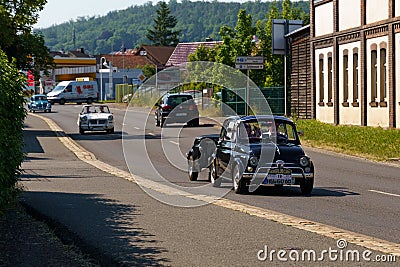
{"left": 176, "top": 112, "right": 187, "bottom": 117}
{"left": 263, "top": 168, "right": 294, "bottom": 185}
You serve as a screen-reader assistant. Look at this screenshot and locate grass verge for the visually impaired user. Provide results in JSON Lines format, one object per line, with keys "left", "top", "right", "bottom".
{"left": 295, "top": 119, "right": 400, "bottom": 162}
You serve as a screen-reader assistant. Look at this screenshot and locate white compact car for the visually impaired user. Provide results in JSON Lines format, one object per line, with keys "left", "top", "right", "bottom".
{"left": 77, "top": 104, "right": 114, "bottom": 134}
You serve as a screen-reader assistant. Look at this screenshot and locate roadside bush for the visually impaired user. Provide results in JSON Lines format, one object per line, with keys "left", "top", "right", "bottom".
{"left": 295, "top": 119, "right": 400, "bottom": 161}
{"left": 0, "top": 50, "right": 27, "bottom": 210}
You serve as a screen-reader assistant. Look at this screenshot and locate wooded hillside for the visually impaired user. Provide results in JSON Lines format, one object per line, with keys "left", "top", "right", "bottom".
{"left": 36, "top": 0, "right": 309, "bottom": 55}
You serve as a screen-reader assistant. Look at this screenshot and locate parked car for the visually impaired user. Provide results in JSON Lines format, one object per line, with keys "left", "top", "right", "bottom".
{"left": 155, "top": 93, "right": 199, "bottom": 127}
{"left": 187, "top": 115, "right": 315, "bottom": 195}
{"left": 27, "top": 94, "right": 52, "bottom": 113}
{"left": 77, "top": 104, "right": 114, "bottom": 134}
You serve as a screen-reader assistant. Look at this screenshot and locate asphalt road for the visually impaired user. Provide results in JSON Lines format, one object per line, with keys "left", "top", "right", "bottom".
{"left": 33, "top": 103, "right": 400, "bottom": 245}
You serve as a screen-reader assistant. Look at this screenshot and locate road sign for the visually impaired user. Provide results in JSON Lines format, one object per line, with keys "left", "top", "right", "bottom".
{"left": 235, "top": 64, "right": 264, "bottom": 70}
{"left": 235, "top": 56, "right": 264, "bottom": 64}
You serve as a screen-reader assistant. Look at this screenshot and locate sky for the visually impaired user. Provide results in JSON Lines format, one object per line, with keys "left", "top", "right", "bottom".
{"left": 35, "top": 0, "right": 252, "bottom": 29}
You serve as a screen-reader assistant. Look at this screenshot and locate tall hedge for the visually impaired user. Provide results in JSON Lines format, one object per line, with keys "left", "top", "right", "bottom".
{"left": 0, "top": 50, "right": 27, "bottom": 209}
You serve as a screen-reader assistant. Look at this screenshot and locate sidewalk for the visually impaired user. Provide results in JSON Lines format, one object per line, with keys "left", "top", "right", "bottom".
{"left": 0, "top": 115, "right": 100, "bottom": 266}
{"left": 0, "top": 202, "right": 97, "bottom": 266}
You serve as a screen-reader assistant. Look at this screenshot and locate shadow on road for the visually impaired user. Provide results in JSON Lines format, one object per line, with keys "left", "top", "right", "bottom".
{"left": 23, "top": 129, "right": 60, "bottom": 154}
{"left": 20, "top": 191, "right": 171, "bottom": 266}
{"left": 68, "top": 132, "right": 123, "bottom": 141}
{"left": 250, "top": 186, "right": 360, "bottom": 197}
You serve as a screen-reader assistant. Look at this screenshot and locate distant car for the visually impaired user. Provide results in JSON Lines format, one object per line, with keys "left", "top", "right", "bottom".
{"left": 187, "top": 115, "right": 315, "bottom": 195}
{"left": 155, "top": 93, "right": 199, "bottom": 127}
{"left": 28, "top": 94, "right": 52, "bottom": 113}
{"left": 77, "top": 104, "right": 114, "bottom": 134}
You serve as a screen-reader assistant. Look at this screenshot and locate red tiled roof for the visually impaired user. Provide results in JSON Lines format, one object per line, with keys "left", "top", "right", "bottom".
{"left": 166, "top": 41, "right": 222, "bottom": 66}
{"left": 97, "top": 54, "right": 153, "bottom": 69}
{"left": 136, "top": 46, "right": 176, "bottom": 66}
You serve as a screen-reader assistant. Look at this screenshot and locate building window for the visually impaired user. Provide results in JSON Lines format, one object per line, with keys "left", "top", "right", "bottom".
{"left": 370, "top": 49, "right": 378, "bottom": 106}
{"left": 343, "top": 54, "right": 349, "bottom": 106}
{"left": 352, "top": 53, "right": 359, "bottom": 106}
{"left": 379, "top": 48, "right": 387, "bottom": 106}
{"left": 318, "top": 57, "right": 324, "bottom": 106}
{"left": 327, "top": 56, "right": 333, "bottom": 106}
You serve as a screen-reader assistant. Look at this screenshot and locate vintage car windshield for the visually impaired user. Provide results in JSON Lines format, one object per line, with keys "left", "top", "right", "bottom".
{"left": 33, "top": 96, "right": 47, "bottom": 101}
{"left": 238, "top": 119, "right": 299, "bottom": 145}
{"left": 81, "top": 105, "right": 110, "bottom": 114}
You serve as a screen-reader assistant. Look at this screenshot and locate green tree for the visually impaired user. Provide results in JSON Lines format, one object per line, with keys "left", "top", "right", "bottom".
{"left": 140, "top": 64, "right": 156, "bottom": 79}
{"left": 146, "top": 1, "right": 180, "bottom": 46}
{"left": 188, "top": 0, "right": 309, "bottom": 87}
{"left": 263, "top": 0, "right": 309, "bottom": 86}
{"left": 0, "top": 50, "right": 26, "bottom": 209}
{"left": 188, "top": 44, "right": 217, "bottom": 62}
{"left": 0, "top": 0, "right": 53, "bottom": 76}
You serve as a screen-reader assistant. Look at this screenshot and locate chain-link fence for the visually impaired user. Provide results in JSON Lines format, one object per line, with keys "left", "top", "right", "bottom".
{"left": 221, "top": 87, "right": 285, "bottom": 116}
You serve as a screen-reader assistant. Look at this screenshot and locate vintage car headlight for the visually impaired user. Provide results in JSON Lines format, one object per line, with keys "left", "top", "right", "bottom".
{"left": 299, "top": 156, "right": 310, "bottom": 167}
{"left": 81, "top": 116, "right": 88, "bottom": 122}
{"left": 249, "top": 156, "right": 258, "bottom": 166}
{"left": 108, "top": 115, "right": 113, "bottom": 121}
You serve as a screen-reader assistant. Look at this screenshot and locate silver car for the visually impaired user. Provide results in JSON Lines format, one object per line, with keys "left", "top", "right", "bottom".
{"left": 77, "top": 104, "right": 114, "bottom": 134}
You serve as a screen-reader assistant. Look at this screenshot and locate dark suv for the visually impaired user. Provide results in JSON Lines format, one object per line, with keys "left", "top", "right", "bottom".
{"left": 155, "top": 93, "right": 199, "bottom": 127}
{"left": 187, "top": 115, "right": 315, "bottom": 195}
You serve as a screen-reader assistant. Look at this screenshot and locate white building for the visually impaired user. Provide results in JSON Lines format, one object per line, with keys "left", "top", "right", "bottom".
{"left": 310, "top": 0, "right": 400, "bottom": 128}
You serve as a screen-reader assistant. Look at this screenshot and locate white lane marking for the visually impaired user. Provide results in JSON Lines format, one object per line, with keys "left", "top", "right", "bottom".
{"left": 169, "top": 141, "right": 179, "bottom": 145}
{"left": 148, "top": 132, "right": 156, "bottom": 136}
{"left": 369, "top": 189, "right": 400, "bottom": 198}
{"left": 33, "top": 113, "right": 400, "bottom": 257}
{"left": 134, "top": 127, "right": 140, "bottom": 130}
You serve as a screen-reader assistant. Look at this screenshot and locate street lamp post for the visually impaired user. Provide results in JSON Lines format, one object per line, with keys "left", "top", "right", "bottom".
{"left": 100, "top": 56, "right": 106, "bottom": 101}
{"left": 107, "top": 62, "right": 113, "bottom": 101}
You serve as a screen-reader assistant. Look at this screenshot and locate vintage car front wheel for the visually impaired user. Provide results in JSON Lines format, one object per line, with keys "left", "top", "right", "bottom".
{"left": 232, "top": 164, "right": 248, "bottom": 194}
{"left": 300, "top": 178, "right": 314, "bottom": 195}
{"left": 209, "top": 161, "right": 221, "bottom": 187}
{"left": 188, "top": 155, "right": 198, "bottom": 181}
{"left": 155, "top": 115, "right": 160, "bottom": 126}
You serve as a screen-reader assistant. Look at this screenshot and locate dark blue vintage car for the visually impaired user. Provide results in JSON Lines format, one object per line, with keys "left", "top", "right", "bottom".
{"left": 28, "top": 94, "right": 52, "bottom": 113}
{"left": 187, "top": 115, "right": 315, "bottom": 195}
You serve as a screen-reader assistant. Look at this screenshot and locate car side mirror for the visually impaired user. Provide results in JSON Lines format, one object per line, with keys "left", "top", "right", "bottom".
{"left": 297, "top": 130, "right": 304, "bottom": 136}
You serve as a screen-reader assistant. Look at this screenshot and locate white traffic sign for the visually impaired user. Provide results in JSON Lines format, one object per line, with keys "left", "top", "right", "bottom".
{"left": 235, "top": 64, "right": 264, "bottom": 70}
{"left": 235, "top": 56, "right": 264, "bottom": 64}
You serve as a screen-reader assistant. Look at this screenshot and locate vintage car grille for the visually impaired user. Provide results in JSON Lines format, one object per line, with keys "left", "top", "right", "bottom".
{"left": 89, "top": 119, "right": 107, "bottom": 125}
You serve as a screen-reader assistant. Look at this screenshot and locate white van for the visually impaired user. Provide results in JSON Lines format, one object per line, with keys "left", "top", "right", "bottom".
{"left": 47, "top": 81, "right": 99, "bottom": 105}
